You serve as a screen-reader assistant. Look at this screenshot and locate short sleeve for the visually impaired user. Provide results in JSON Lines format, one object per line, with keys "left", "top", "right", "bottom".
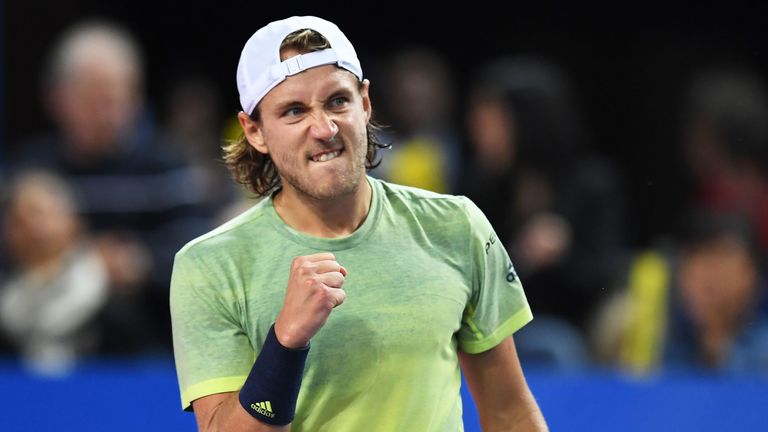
{"left": 456, "top": 198, "right": 533, "bottom": 354}
{"left": 170, "top": 248, "right": 254, "bottom": 410}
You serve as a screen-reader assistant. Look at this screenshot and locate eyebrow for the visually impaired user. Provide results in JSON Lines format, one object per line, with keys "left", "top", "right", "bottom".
{"left": 273, "top": 99, "right": 305, "bottom": 114}
{"left": 272, "top": 85, "right": 356, "bottom": 114}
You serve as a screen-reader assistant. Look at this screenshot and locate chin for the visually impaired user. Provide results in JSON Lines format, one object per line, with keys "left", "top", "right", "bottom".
{"left": 311, "top": 177, "right": 360, "bottom": 200}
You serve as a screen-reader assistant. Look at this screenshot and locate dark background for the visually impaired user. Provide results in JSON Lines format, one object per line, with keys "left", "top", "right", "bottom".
{"left": 5, "top": 0, "right": 768, "bottom": 246}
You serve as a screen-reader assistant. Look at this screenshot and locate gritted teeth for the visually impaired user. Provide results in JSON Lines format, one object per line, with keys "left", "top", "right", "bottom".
{"left": 311, "top": 149, "right": 342, "bottom": 162}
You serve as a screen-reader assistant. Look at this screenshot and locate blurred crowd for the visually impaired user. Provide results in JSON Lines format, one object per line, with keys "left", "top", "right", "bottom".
{"left": 2, "top": 19, "right": 767, "bottom": 377}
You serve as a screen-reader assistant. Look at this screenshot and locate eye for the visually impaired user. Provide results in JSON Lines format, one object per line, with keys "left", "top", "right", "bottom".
{"left": 283, "top": 106, "right": 304, "bottom": 117}
{"left": 329, "top": 96, "right": 349, "bottom": 108}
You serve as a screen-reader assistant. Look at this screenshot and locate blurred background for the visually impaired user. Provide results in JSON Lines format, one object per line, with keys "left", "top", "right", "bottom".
{"left": 2, "top": 1, "right": 768, "bottom": 430}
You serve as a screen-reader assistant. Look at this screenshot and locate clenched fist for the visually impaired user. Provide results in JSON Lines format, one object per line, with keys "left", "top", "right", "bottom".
{"left": 274, "top": 252, "right": 347, "bottom": 349}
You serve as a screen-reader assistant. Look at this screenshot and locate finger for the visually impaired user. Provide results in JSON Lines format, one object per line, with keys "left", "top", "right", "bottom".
{"left": 305, "top": 252, "right": 335, "bottom": 262}
{"left": 292, "top": 254, "right": 336, "bottom": 273}
{"left": 313, "top": 259, "right": 345, "bottom": 274}
{"left": 316, "top": 271, "right": 345, "bottom": 288}
{"left": 327, "top": 286, "right": 346, "bottom": 308}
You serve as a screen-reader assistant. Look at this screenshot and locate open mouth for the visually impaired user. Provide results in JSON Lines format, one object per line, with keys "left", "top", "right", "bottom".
{"left": 310, "top": 148, "right": 343, "bottom": 162}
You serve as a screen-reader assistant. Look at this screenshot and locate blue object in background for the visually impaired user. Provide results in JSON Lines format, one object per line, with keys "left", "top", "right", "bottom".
{"left": 527, "top": 368, "right": 768, "bottom": 431}
{"left": 0, "top": 358, "right": 197, "bottom": 431}
{"left": 1, "top": 359, "right": 767, "bottom": 431}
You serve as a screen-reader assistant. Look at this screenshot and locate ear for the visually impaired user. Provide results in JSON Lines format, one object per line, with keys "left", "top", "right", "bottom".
{"left": 360, "top": 79, "right": 372, "bottom": 123}
{"left": 237, "top": 111, "right": 268, "bottom": 154}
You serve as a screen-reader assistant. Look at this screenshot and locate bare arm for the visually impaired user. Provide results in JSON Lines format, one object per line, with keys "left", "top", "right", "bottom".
{"left": 193, "top": 392, "right": 289, "bottom": 432}
{"left": 459, "top": 336, "right": 548, "bottom": 432}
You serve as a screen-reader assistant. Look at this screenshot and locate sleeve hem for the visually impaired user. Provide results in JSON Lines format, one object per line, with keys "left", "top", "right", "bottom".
{"left": 181, "top": 375, "right": 248, "bottom": 411}
{"left": 459, "top": 307, "right": 533, "bottom": 354}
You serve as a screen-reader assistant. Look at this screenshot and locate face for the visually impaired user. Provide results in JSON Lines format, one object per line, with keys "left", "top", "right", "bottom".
{"left": 52, "top": 59, "right": 141, "bottom": 156}
{"left": 467, "top": 94, "right": 517, "bottom": 164}
{"left": 5, "top": 176, "right": 79, "bottom": 265}
{"left": 240, "top": 60, "right": 371, "bottom": 202}
{"left": 678, "top": 236, "right": 757, "bottom": 330}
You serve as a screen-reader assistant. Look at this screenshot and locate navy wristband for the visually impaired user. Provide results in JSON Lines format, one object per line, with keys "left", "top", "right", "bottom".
{"left": 239, "top": 324, "right": 309, "bottom": 425}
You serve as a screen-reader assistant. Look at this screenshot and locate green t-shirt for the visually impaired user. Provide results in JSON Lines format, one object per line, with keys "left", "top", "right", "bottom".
{"left": 170, "top": 177, "right": 532, "bottom": 431}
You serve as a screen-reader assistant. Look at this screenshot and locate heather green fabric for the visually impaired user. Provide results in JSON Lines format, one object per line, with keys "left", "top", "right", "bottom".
{"left": 171, "top": 176, "right": 532, "bottom": 431}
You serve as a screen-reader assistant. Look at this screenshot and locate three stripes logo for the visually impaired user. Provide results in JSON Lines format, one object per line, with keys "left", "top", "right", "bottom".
{"left": 250, "top": 401, "right": 275, "bottom": 418}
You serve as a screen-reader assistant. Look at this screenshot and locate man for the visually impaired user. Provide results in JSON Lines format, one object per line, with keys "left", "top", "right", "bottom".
{"left": 1, "top": 170, "right": 108, "bottom": 373}
{"left": 11, "top": 20, "right": 216, "bottom": 354}
{"left": 171, "top": 16, "right": 547, "bottom": 431}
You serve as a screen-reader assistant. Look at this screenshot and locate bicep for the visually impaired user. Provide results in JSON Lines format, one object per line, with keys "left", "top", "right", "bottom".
{"left": 460, "top": 336, "right": 543, "bottom": 430}
{"left": 459, "top": 336, "right": 530, "bottom": 402}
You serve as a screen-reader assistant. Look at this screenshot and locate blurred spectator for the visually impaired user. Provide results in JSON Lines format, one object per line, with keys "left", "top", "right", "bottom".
{"left": 666, "top": 213, "right": 768, "bottom": 371}
{"left": 680, "top": 67, "right": 768, "bottom": 256}
{"left": 461, "top": 57, "right": 628, "bottom": 366}
{"left": 594, "top": 212, "right": 768, "bottom": 374}
{"left": 8, "top": 20, "right": 215, "bottom": 354}
{"left": 373, "top": 48, "right": 461, "bottom": 193}
{"left": 0, "top": 171, "right": 107, "bottom": 374}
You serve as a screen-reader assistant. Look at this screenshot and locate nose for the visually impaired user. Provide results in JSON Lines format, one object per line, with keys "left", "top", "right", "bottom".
{"left": 308, "top": 110, "right": 339, "bottom": 141}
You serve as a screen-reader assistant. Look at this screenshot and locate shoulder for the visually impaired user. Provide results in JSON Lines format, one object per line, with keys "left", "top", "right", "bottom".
{"left": 120, "top": 135, "right": 188, "bottom": 172}
{"left": 372, "top": 178, "right": 494, "bottom": 243}
{"left": 9, "top": 134, "right": 65, "bottom": 170}
{"left": 375, "top": 177, "right": 472, "bottom": 219}
{"left": 175, "top": 198, "right": 270, "bottom": 262}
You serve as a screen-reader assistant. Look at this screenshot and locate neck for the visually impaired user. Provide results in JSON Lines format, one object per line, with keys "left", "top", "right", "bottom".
{"left": 698, "top": 328, "right": 732, "bottom": 368}
{"left": 20, "top": 248, "right": 71, "bottom": 281}
{"left": 273, "top": 175, "right": 372, "bottom": 238}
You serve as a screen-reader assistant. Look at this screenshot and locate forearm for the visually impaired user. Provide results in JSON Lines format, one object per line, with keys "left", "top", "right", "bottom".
{"left": 194, "top": 324, "right": 309, "bottom": 431}
{"left": 510, "top": 406, "right": 548, "bottom": 432}
{"left": 470, "top": 380, "right": 547, "bottom": 432}
{"left": 195, "top": 392, "right": 290, "bottom": 432}
{"left": 480, "top": 393, "right": 548, "bottom": 432}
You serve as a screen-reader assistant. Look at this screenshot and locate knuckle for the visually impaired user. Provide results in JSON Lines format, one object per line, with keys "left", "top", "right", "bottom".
{"left": 320, "top": 287, "right": 335, "bottom": 302}
{"left": 291, "top": 257, "right": 305, "bottom": 270}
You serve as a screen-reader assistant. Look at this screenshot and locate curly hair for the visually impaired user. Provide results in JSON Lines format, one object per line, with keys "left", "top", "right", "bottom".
{"left": 222, "top": 29, "right": 388, "bottom": 197}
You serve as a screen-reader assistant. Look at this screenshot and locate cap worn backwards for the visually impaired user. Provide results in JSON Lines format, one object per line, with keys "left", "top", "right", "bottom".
{"left": 236, "top": 16, "right": 363, "bottom": 115}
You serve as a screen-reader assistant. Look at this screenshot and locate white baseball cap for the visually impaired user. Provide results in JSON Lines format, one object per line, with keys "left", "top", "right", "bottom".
{"left": 236, "top": 16, "right": 364, "bottom": 115}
